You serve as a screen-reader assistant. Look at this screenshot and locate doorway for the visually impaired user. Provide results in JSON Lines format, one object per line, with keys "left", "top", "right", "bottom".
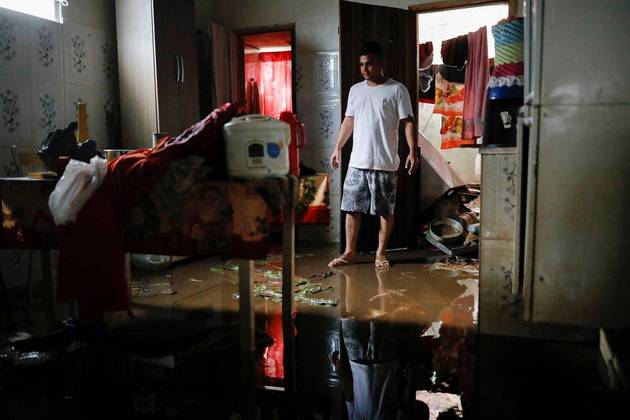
{"left": 241, "top": 29, "right": 296, "bottom": 118}
{"left": 339, "top": 1, "right": 514, "bottom": 252}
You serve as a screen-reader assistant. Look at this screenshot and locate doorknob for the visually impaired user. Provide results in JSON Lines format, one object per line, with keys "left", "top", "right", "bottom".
{"left": 180, "top": 56, "right": 185, "bottom": 83}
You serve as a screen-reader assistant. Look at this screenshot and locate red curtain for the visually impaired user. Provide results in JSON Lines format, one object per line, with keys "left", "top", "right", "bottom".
{"left": 259, "top": 51, "right": 292, "bottom": 118}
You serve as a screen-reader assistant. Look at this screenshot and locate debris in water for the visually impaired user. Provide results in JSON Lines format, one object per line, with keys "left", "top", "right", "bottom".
{"left": 131, "top": 280, "right": 176, "bottom": 297}
{"left": 310, "top": 270, "right": 334, "bottom": 280}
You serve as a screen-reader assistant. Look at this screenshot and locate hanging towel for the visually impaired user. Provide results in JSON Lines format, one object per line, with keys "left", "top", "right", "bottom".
{"left": 434, "top": 71, "right": 473, "bottom": 149}
{"left": 463, "top": 26, "right": 489, "bottom": 139}
{"left": 440, "top": 35, "right": 468, "bottom": 83}
{"left": 434, "top": 70, "right": 465, "bottom": 117}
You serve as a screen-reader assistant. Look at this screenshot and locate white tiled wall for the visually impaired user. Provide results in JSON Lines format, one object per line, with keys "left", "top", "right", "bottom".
{"left": 0, "top": 5, "right": 120, "bottom": 288}
{"left": 296, "top": 51, "right": 342, "bottom": 243}
{"left": 0, "top": 6, "right": 120, "bottom": 160}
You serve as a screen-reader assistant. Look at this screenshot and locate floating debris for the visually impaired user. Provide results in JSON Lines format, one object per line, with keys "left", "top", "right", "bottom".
{"left": 263, "top": 270, "right": 283, "bottom": 280}
{"left": 430, "top": 260, "right": 479, "bottom": 275}
{"left": 233, "top": 275, "right": 337, "bottom": 307}
{"left": 310, "top": 270, "right": 334, "bottom": 281}
{"left": 131, "top": 281, "right": 176, "bottom": 297}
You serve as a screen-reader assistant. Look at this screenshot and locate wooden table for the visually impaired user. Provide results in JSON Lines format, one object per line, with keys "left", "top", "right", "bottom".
{"left": 0, "top": 175, "right": 299, "bottom": 415}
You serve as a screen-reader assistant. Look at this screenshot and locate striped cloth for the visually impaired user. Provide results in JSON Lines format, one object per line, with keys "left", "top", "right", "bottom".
{"left": 489, "top": 17, "right": 524, "bottom": 99}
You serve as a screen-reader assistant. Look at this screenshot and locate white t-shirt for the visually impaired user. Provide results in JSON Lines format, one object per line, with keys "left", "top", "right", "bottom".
{"left": 345, "top": 78, "right": 413, "bottom": 172}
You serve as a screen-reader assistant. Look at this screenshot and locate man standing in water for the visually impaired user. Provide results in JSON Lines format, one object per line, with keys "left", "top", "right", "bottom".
{"left": 329, "top": 41, "right": 418, "bottom": 269}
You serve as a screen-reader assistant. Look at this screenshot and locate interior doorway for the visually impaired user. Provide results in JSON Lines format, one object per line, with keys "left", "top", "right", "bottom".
{"left": 416, "top": 3, "right": 510, "bottom": 185}
{"left": 241, "top": 29, "right": 295, "bottom": 118}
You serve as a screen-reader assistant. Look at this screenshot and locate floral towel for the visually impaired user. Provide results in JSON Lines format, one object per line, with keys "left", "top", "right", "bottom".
{"left": 434, "top": 71, "right": 465, "bottom": 117}
{"left": 434, "top": 72, "right": 474, "bottom": 149}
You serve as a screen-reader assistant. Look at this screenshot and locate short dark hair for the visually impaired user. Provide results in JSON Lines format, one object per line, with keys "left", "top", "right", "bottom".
{"left": 359, "top": 41, "right": 384, "bottom": 60}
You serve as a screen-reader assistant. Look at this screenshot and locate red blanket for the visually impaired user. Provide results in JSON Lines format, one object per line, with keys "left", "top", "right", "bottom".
{"left": 57, "top": 103, "right": 239, "bottom": 320}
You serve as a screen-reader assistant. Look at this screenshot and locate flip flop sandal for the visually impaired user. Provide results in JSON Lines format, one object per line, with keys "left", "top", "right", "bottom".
{"left": 375, "top": 259, "right": 390, "bottom": 270}
{"left": 328, "top": 256, "right": 355, "bottom": 267}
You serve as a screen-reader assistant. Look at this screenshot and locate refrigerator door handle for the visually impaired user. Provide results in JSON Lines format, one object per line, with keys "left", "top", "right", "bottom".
{"left": 181, "top": 56, "right": 185, "bottom": 83}
{"left": 520, "top": 102, "right": 534, "bottom": 127}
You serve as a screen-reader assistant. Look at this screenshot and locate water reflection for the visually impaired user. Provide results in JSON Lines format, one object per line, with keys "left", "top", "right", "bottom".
{"left": 264, "top": 258, "right": 479, "bottom": 418}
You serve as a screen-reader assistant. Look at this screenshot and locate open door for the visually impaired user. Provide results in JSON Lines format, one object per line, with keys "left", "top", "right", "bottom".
{"left": 339, "top": 1, "right": 418, "bottom": 252}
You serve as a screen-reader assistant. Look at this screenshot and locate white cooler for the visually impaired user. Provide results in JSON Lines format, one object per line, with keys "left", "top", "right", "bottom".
{"left": 223, "top": 114, "right": 290, "bottom": 178}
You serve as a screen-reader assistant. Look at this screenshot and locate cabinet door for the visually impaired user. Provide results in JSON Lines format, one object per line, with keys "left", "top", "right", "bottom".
{"left": 175, "top": 0, "right": 199, "bottom": 130}
{"left": 153, "top": 0, "right": 181, "bottom": 136}
{"left": 116, "top": 0, "right": 159, "bottom": 149}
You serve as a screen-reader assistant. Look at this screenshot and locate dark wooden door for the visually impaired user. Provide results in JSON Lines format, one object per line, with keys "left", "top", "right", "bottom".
{"left": 339, "top": 1, "right": 418, "bottom": 252}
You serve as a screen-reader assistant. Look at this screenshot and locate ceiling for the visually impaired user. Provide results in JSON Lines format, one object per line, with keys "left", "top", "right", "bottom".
{"left": 243, "top": 30, "right": 292, "bottom": 51}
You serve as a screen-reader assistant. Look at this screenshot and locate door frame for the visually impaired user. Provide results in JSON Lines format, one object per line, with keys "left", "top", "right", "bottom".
{"left": 339, "top": 1, "right": 419, "bottom": 253}
{"left": 235, "top": 24, "right": 297, "bottom": 114}
{"left": 410, "top": 0, "right": 518, "bottom": 15}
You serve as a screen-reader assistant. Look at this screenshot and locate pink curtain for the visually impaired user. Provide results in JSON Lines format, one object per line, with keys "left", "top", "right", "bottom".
{"left": 259, "top": 51, "right": 292, "bottom": 118}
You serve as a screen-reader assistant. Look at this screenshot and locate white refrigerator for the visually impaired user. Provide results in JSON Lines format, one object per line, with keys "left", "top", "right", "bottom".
{"left": 516, "top": 0, "right": 630, "bottom": 328}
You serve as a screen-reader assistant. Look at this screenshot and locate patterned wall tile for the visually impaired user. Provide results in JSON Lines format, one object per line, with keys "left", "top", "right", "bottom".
{"left": 0, "top": 144, "right": 18, "bottom": 176}
{"left": 30, "top": 20, "right": 63, "bottom": 82}
{"left": 313, "top": 100, "right": 341, "bottom": 148}
{"left": 91, "top": 29, "right": 117, "bottom": 89}
{"left": 0, "top": 76, "right": 30, "bottom": 144}
{"left": 324, "top": 194, "right": 341, "bottom": 242}
{"left": 64, "top": 83, "right": 94, "bottom": 130}
{"left": 63, "top": 22, "right": 93, "bottom": 86}
{"left": 92, "top": 87, "right": 120, "bottom": 148}
{"left": 313, "top": 52, "right": 339, "bottom": 99}
{"left": 0, "top": 9, "right": 31, "bottom": 77}
{"left": 30, "top": 79, "right": 65, "bottom": 147}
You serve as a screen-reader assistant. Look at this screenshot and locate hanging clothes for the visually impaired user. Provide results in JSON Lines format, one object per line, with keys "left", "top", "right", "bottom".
{"left": 418, "top": 41, "right": 435, "bottom": 104}
{"left": 440, "top": 34, "right": 468, "bottom": 83}
{"left": 250, "top": 79, "right": 260, "bottom": 114}
{"left": 434, "top": 70, "right": 465, "bottom": 117}
{"left": 245, "top": 78, "right": 261, "bottom": 114}
{"left": 434, "top": 71, "right": 473, "bottom": 149}
{"left": 462, "top": 26, "right": 489, "bottom": 140}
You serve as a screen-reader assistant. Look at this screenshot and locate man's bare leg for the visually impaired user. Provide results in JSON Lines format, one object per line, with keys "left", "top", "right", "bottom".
{"left": 329, "top": 212, "right": 361, "bottom": 267}
{"left": 375, "top": 214, "right": 394, "bottom": 268}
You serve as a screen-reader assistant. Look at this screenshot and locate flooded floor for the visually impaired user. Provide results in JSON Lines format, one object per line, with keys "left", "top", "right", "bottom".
{"left": 127, "top": 242, "right": 479, "bottom": 418}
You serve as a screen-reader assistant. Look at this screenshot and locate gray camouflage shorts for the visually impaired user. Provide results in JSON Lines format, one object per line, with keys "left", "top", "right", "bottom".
{"left": 340, "top": 167, "right": 398, "bottom": 216}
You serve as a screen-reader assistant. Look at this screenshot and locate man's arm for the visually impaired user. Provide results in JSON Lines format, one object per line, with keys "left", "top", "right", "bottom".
{"left": 402, "top": 117, "right": 419, "bottom": 175}
{"left": 330, "top": 116, "right": 354, "bottom": 169}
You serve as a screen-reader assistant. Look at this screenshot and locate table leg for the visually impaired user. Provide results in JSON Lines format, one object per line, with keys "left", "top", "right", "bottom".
{"left": 239, "top": 259, "right": 256, "bottom": 418}
{"left": 282, "top": 177, "right": 296, "bottom": 396}
{"left": 40, "top": 249, "right": 55, "bottom": 323}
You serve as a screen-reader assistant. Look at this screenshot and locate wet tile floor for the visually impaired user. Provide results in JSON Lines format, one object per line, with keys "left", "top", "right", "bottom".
{"left": 128, "top": 242, "right": 479, "bottom": 417}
